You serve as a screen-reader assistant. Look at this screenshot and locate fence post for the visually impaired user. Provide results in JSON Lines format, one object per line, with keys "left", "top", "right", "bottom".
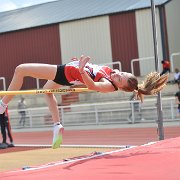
{"left": 95, "top": 105, "right": 99, "bottom": 125}
{"left": 132, "top": 102, "right": 135, "bottom": 124}
{"left": 170, "top": 100, "right": 175, "bottom": 120}
{"left": 0, "top": 77, "right": 6, "bottom": 90}
{"left": 28, "top": 109, "right": 33, "bottom": 127}
{"left": 170, "top": 52, "right": 180, "bottom": 72}
{"left": 36, "top": 79, "right": 40, "bottom": 89}
{"left": 60, "top": 107, "right": 64, "bottom": 125}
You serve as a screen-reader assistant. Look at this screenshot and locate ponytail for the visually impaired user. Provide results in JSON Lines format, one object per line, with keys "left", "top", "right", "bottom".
{"left": 136, "top": 72, "right": 169, "bottom": 102}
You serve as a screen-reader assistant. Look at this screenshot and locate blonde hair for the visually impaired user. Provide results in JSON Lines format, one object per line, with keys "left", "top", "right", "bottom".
{"left": 123, "top": 72, "right": 169, "bottom": 102}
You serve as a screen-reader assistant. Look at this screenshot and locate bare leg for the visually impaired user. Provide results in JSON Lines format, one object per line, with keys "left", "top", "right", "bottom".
{"left": 2, "top": 63, "right": 57, "bottom": 104}
{"left": 43, "top": 80, "right": 62, "bottom": 123}
{"left": 1, "top": 63, "right": 64, "bottom": 148}
{"left": 43, "top": 82, "right": 64, "bottom": 149}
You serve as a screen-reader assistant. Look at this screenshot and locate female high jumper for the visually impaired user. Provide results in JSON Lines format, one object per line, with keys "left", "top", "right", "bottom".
{"left": 0, "top": 55, "right": 168, "bottom": 149}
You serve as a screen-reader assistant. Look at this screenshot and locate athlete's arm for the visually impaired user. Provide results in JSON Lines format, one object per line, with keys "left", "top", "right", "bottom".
{"left": 79, "top": 55, "right": 115, "bottom": 92}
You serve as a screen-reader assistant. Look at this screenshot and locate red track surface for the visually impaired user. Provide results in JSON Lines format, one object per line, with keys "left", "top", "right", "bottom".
{"left": 12, "top": 126, "right": 180, "bottom": 146}
{"left": 1, "top": 136, "right": 180, "bottom": 180}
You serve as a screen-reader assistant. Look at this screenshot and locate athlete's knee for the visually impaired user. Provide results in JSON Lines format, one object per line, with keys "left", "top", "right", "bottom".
{"left": 43, "top": 85, "right": 53, "bottom": 98}
{"left": 14, "top": 64, "right": 27, "bottom": 76}
{"left": 44, "top": 91, "right": 53, "bottom": 98}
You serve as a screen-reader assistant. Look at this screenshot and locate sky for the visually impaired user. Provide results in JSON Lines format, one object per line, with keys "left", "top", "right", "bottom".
{"left": 0, "top": 0, "right": 57, "bottom": 12}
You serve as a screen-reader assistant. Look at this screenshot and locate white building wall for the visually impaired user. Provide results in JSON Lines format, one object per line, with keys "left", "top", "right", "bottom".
{"left": 165, "top": 0, "right": 180, "bottom": 70}
{"left": 135, "top": 9, "right": 163, "bottom": 75}
{"left": 59, "top": 16, "right": 112, "bottom": 65}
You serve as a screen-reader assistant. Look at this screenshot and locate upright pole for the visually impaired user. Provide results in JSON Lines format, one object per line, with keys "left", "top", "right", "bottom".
{"left": 150, "top": 0, "right": 164, "bottom": 140}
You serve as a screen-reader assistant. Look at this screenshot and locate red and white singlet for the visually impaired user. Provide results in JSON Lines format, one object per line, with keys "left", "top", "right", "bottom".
{"left": 64, "top": 61, "right": 114, "bottom": 85}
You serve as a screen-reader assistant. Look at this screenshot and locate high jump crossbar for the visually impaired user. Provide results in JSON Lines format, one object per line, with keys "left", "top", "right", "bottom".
{"left": 0, "top": 88, "right": 93, "bottom": 96}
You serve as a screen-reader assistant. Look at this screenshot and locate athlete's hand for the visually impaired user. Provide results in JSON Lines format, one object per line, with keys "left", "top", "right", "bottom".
{"left": 79, "top": 55, "right": 90, "bottom": 73}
